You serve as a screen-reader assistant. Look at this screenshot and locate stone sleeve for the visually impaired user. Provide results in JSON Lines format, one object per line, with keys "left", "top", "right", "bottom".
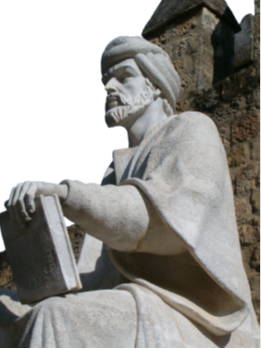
{"left": 60, "top": 179, "right": 186, "bottom": 255}
{"left": 60, "top": 180, "right": 150, "bottom": 252}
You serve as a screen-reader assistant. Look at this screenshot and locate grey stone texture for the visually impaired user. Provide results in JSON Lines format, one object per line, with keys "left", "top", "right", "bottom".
{"left": 235, "top": 14, "right": 254, "bottom": 69}
{"left": 143, "top": 0, "right": 256, "bottom": 102}
{"left": 0, "top": 224, "right": 85, "bottom": 294}
{"left": 0, "top": 251, "right": 15, "bottom": 291}
{"left": 142, "top": 0, "right": 240, "bottom": 36}
{"left": 0, "top": 195, "right": 82, "bottom": 304}
{"left": 67, "top": 224, "right": 85, "bottom": 263}
{"left": 143, "top": 6, "right": 238, "bottom": 102}
{"left": 142, "top": 0, "right": 260, "bottom": 322}
{"left": 181, "top": 69, "right": 260, "bottom": 321}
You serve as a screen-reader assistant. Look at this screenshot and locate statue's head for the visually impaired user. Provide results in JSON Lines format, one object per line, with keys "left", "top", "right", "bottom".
{"left": 101, "top": 36, "right": 180, "bottom": 128}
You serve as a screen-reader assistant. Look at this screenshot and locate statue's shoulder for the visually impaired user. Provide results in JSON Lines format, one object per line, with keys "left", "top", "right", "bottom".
{"left": 161, "top": 112, "right": 220, "bottom": 146}
{"left": 173, "top": 111, "right": 214, "bottom": 124}
{"left": 169, "top": 111, "right": 218, "bottom": 133}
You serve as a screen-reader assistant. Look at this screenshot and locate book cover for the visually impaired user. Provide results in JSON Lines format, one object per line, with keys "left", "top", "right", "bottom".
{"left": 0, "top": 194, "right": 82, "bottom": 304}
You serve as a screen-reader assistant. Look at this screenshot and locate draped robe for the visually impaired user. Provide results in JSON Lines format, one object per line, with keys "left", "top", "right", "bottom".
{"left": 64, "top": 111, "right": 259, "bottom": 347}
{"left": 0, "top": 112, "right": 259, "bottom": 347}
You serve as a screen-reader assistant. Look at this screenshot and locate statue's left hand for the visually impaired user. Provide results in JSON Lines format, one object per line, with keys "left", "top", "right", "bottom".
{"left": 4, "top": 181, "right": 68, "bottom": 228}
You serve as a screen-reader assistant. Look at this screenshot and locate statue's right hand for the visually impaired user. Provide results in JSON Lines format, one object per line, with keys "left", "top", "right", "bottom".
{"left": 4, "top": 181, "right": 68, "bottom": 228}
{"left": 4, "top": 181, "right": 42, "bottom": 228}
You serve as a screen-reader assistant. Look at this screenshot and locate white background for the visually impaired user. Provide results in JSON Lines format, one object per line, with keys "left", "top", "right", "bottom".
{"left": 0, "top": 0, "right": 255, "bottom": 251}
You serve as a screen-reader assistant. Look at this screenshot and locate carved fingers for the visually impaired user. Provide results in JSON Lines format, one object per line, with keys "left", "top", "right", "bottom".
{"left": 5, "top": 182, "right": 39, "bottom": 228}
{"left": 5, "top": 182, "right": 68, "bottom": 227}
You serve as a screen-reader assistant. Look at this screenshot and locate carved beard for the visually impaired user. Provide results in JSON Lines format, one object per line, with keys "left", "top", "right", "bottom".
{"left": 105, "top": 83, "right": 154, "bottom": 127}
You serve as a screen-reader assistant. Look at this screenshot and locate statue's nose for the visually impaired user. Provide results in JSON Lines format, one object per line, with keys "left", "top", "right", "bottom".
{"left": 105, "top": 78, "right": 118, "bottom": 94}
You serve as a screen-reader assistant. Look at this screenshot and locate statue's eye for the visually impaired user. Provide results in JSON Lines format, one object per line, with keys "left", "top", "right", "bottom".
{"left": 120, "top": 73, "right": 132, "bottom": 83}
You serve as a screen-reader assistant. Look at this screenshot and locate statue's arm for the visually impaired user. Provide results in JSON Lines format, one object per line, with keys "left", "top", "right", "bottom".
{"left": 5, "top": 179, "right": 185, "bottom": 254}
{"left": 4, "top": 180, "right": 148, "bottom": 251}
{"left": 61, "top": 180, "right": 150, "bottom": 252}
{"left": 61, "top": 180, "right": 186, "bottom": 254}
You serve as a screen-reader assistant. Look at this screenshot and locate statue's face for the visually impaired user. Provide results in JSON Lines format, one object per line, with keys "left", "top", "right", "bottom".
{"left": 102, "top": 58, "right": 155, "bottom": 128}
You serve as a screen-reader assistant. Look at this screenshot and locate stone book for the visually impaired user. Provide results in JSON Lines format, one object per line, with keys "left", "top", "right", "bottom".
{"left": 0, "top": 194, "right": 82, "bottom": 304}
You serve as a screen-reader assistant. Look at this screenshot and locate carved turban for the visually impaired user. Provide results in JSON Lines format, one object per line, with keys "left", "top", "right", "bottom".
{"left": 101, "top": 36, "right": 181, "bottom": 112}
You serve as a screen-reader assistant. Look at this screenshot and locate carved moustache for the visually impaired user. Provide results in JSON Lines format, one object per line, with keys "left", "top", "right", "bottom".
{"left": 105, "top": 93, "right": 130, "bottom": 112}
{"left": 105, "top": 84, "right": 155, "bottom": 125}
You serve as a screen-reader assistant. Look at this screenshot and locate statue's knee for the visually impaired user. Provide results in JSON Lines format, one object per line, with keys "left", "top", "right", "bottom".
{"left": 33, "top": 296, "right": 65, "bottom": 316}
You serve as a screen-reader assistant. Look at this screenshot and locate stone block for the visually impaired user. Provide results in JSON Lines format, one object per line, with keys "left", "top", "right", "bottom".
{"left": 142, "top": 0, "right": 240, "bottom": 37}
{"left": 67, "top": 224, "right": 85, "bottom": 263}
{"left": 252, "top": 215, "right": 260, "bottom": 228}
{"left": 234, "top": 164, "right": 259, "bottom": 196}
{"left": 249, "top": 273, "right": 260, "bottom": 322}
{"left": 235, "top": 178, "right": 256, "bottom": 197}
{"left": 251, "top": 137, "right": 260, "bottom": 160}
{"left": 251, "top": 188, "right": 260, "bottom": 213}
{"left": 211, "top": 20, "right": 236, "bottom": 85}
{"left": 240, "top": 163, "right": 260, "bottom": 180}
{"left": 231, "top": 113, "right": 260, "bottom": 143}
{"left": 238, "top": 224, "right": 259, "bottom": 246}
{"left": 0, "top": 252, "right": 15, "bottom": 291}
{"left": 146, "top": 4, "right": 239, "bottom": 101}
{"left": 218, "top": 125, "right": 230, "bottom": 154}
{"left": 234, "top": 197, "right": 252, "bottom": 223}
{"left": 250, "top": 243, "right": 260, "bottom": 271}
{"left": 227, "top": 143, "right": 248, "bottom": 167}
{"left": 235, "top": 15, "right": 254, "bottom": 69}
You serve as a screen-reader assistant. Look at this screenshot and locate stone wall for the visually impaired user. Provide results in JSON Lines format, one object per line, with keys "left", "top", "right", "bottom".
{"left": 143, "top": 0, "right": 241, "bottom": 101}
{"left": 0, "top": 251, "right": 15, "bottom": 291}
{"left": 146, "top": 7, "right": 238, "bottom": 101}
{"left": 144, "top": 0, "right": 260, "bottom": 321}
{"left": 177, "top": 59, "right": 260, "bottom": 321}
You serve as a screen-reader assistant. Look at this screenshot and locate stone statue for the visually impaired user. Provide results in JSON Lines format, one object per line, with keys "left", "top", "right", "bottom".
{"left": 0, "top": 36, "right": 259, "bottom": 348}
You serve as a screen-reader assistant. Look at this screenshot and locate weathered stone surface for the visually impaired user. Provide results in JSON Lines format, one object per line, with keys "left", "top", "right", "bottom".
{"left": 144, "top": 6, "right": 238, "bottom": 101}
{"left": 0, "top": 251, "right": 16, "bottom": 291}
{"left": 254, "top": 0, "right": 260, "bottom": 62}
{"left": 235, "top": 14, "right": 254, "bottom": 69}
{"left": 251, "top": 136, "right": 260, "bottom": 160}
{"left": 240, "top": 163, "right": 260, "bottom": 181}
{"left": 251, "top": 188, "right": 260, "bottom": 213}
{"left": 231, "top": 113, "right": 260, "bottom": 143}
{"left": 252, "top": 215, "right": 260, "bottom": 228}
{"left": 251, "top": 243, "right": 260, "bottom": 272}
{"left": 227, "top": 143, "right": 249, "bottom": 167}
{"left": 234, "top": 163, "right": 259, "bottom": 198}
{"left": 249, "top": 273, "right": 260, "bottom": 322}
{"left": 0, "top": 224, "right": 85, "bottom": 292}
{"left": 238, "top": 224, "right": 259, "bottom": 246}
{"left": 235, "top": 178, "right": 256, "bottom": 197}
{"left": 142, "top": 0, "right": 240, "bottom": 36}
{"left": 150, "top": 0, "right": 260, "bottom": 324}
{"left": 211, "top": 19, "right": 236, "bottom": 85}
{"left": 234, "top": 197, "right": 253, "bottom": 223}
{"left": 0, "top": 195, "right": 82, "bottom": 304}
{"left": 67, "top": 224, "right": 85, "bottom": 263}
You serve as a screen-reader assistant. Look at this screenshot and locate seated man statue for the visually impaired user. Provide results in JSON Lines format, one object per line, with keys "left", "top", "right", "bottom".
{"left": 0, "top": 36, "right": 259, "bottom": 348}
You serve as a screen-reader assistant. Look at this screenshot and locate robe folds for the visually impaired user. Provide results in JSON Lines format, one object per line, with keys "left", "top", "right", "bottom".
{"left": 68, "top": 111, "right": 259, "bottom": 347}
{"left": 0, "top": 112, "right": 259, "bottom": 347}
{"left": 109, "top": 111, "right": 253, "bottom": 332}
